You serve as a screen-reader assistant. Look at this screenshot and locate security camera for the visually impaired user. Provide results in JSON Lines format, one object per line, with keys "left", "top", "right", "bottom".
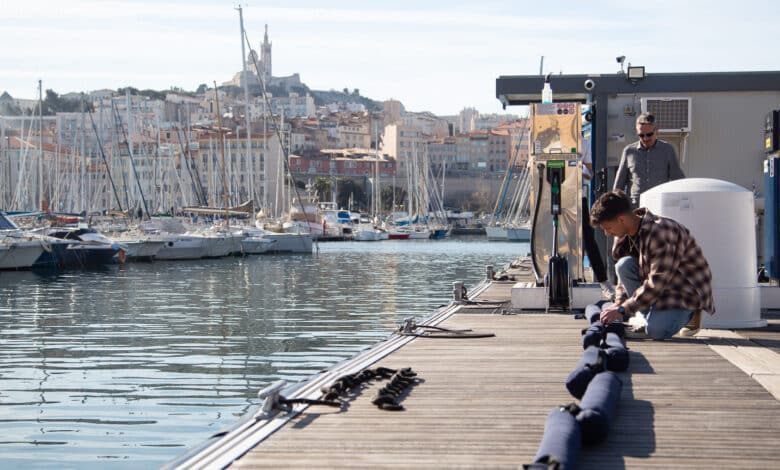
{"left": 616, "top": 55, "right": 626, "bottom": 64}
{"left": 584, "top": 79, "right": 595, "bottom": 91}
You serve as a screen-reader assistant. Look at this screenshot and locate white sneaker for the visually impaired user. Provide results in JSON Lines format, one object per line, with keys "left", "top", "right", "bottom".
{"left": 625, "top": 325, "right": 649, "bottom": 339}
{"left": 677, "top": 310, "right": 702, "bottom": 337}
{"left": 627, "top": 313, "right": 647, "bottom": 329}
{"left": 599, "top": 281, "right": 616, "bottom": 300}
{"left": 625, "top": 313, "right": 649, "bottom": 339}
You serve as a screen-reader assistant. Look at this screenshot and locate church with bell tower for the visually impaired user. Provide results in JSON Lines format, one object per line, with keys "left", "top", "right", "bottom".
{"left": 260, "top": 24, "right": 272, "bottom": 85}
{"left": 225, "top": 24, "right": 304, "bottom": 93}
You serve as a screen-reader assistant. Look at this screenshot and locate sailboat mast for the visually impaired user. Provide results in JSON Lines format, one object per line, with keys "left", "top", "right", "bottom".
{"left": 374, "top": 122, "right": 380, "bottom": 217}
{"left": 213, "top": 81, "right": 231, "bottom": 228}
{"left": 37, "top": 80, "right": 44, "bottom": 211}
{"left": 88, "top": 109, "right": 123, "bottom": 212}
{"left": 115, "top": 92, "right": 150, "bottom": 218}
{"left": 237, "top": 5, "right": 254, "bottom": 206}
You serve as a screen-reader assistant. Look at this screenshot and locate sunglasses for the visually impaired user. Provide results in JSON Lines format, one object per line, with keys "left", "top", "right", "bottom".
{"left": 638, "top": 132, "right": 655, "bottom": 138}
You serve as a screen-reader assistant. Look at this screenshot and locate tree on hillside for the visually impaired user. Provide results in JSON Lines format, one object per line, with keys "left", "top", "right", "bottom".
{"left": 117, "top": 86, "right": 140, "bottom": 96}
{"left": 312, "top": 176, "right": 332, "bottom": 202}
{"left": 36, "top": 89, "right": 89, "bottom": 115}
{"left": 336, "top": 178, "right": 366, "bottom": 211}
{"left": 381, "top": 185, "right": 406, "bottom": 211}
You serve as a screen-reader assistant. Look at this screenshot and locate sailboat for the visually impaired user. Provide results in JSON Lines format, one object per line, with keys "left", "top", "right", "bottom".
{"left": 354, "top": 129, "right": 388, "bottom": 242}
{"left": 486, "top": 123, "right": 531, "bottom": 242}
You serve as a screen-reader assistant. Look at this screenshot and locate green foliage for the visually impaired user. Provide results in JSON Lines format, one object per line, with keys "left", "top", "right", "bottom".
{"left": 117, "top": 86, "right": 139, "bottom": 96}
{"left": 336, "top": 177, "right": 367, "bottom": 211}
{"left": 381, "top": 185, "right": 406, "bottom": 211}
{"left": 310, "top": 89, "right": 381, "bottom": 111}
{"left": 116, "top": 87, "right": 166, "bottom": 101}
{"left": 33, "top": 89, "right": 91, "bottom": 115}
{"left": 312, "top": 176, "right": 332, "bottom": 201}
{"left": 0, "top": 100, "right": 23, "bottom": 116}
{"left": 141, "top": 89, "right": 166, "bottom": 100}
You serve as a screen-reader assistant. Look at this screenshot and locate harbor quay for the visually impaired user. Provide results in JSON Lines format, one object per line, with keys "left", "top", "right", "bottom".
{"left": 169, "top": 258, "right": 780, "bottom": 469}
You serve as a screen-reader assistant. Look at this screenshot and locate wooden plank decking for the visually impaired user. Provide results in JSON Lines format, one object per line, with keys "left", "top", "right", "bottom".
{"left": 232, "top": 310, "right": 780, "bottom": 469}
{"left": 213, "top": 260, "right": 780, "bottom": 469}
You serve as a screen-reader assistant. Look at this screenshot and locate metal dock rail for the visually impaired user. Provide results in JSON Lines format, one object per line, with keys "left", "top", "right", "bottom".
{"left": 170, "top": 259, "right": 780, "bottom": 469}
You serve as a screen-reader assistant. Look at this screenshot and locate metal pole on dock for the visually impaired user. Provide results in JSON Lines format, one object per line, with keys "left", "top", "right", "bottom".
{"left": 453, "top": 281, "right": 464, "bottom": 303}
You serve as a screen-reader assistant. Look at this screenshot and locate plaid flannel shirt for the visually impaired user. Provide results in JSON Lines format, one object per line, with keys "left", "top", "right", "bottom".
{"left": 613, "top": 208, "right": 715, "bottom": 315}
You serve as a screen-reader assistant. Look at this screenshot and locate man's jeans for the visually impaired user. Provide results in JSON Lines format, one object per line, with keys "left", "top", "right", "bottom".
{"left": 615, "top": 256, "right": 693, "bottom": 340}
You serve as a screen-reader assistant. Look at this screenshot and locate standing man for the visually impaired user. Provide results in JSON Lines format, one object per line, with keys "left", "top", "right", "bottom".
{"left": 590, "top": 190, "right": 714, "bottom": 340}
{"left": 614, "top": 113, "right": 685, "bottom": 207}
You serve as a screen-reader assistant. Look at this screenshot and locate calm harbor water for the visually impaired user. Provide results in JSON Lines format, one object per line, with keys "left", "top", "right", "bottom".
{"left": 0, "top": 237, "right": 527, "bottom": 469}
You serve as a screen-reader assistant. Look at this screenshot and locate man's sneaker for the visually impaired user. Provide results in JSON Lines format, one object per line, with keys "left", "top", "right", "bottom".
{"left": 627, "top": 313, "right": 647, "bottom": 329}
{"left": 678, "top": 310, "right": 702, "bottom": 337}
{"left": 599, "top": 281, "right": 616, "bottom": 300}
{"left": 624, "top": 325, "right": 649, "bottom": 339}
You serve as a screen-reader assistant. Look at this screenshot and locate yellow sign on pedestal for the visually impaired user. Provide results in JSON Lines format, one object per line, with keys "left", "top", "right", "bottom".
{"left": 530, "top": 103, "right": 582, "bottom": 156}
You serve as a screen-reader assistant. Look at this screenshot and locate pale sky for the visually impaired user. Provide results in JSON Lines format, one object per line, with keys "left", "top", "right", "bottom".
{"left": 2, "top": 0, "right": 779, "bottom": 115}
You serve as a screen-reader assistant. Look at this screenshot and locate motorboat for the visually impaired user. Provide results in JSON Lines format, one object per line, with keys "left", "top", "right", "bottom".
{"left": 250, "top": 223, "right": 312, "bottom": 253}
{"left": 34, "top": 226, "right": 121, "bottom": 268}
{"left": 196, "top": 228, "right": 244, "bottom": 258}
{"left": 0, "top": 212, "right": 46, "bottom": 270}
{"left": 353, "top": 224, "right": 384, "bottom": 241}
{"left": 114, "top": 236, "right": 166, "bottom": 260}
{"left": 139, "top": 218, "right": 207, "bottom": 260}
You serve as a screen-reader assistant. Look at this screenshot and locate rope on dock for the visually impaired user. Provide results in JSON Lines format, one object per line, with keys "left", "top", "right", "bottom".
{"left": 371, "top": 368, "right": 419, "bottom": 411}
{"left": 396, "top": 318, "right": 496, "bottom": 339}
{"left": 257, "top": 367, "right": 420, "bottom": 418}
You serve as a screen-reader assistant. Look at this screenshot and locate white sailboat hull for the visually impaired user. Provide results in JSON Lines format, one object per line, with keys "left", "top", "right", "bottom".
{"left": 0, "top": 239, "right": 45, "bottom": 269}
{"left": 201, "top": 234, "right": 243, "bottom": 258}
{"left": 407, "top": 228, "right": 431, "bottom": 239}
{"left": 241, "top": 237, "right": 276, "bottom": 254}
{"left": 155, "top": 235, "right": 207, "bottom": 260}
{"left": 261, "top": 232, "right": 313, "bottom": 253}
{"left": 353, "top": 226, "right": 383, "bottom": 241}
{"left": 485, "top": 226, "right": 508, "bottom": 240}
{"left": 116, "top": 238, "right": 166, "bottom": 259}
{"left": 506, "top": 225, "right": 531, "bottom": 242}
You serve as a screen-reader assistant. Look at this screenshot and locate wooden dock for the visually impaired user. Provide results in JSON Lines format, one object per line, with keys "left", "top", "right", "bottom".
{"left": 177, "top": 261, "right": 780, "bottom": 469}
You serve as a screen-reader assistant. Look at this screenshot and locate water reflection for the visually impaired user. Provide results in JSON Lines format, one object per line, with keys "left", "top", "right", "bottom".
{"left": 0, "top": 238, "right": 525, "bottom": 468}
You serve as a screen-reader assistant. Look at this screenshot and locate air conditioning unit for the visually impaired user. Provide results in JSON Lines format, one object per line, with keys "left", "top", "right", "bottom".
{"left": 640, "top": 97, "right": 692, "bottom": 133}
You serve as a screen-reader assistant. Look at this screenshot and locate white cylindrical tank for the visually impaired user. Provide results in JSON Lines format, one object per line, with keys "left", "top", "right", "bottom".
{"left": 641, "top": 178, "right": 766, "bottom": 329}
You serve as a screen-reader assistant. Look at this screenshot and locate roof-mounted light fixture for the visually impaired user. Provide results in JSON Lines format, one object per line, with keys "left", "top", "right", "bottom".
{"left": 627, "top": 65, "right": 646, "bottom": 82}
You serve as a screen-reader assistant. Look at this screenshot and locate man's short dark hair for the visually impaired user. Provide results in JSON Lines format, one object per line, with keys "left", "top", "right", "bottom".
{"left": 590, "top": 190, "right": 633, "bottom": 225}
{"left": 636, "top": 112, "right": 656, "bottom": 126}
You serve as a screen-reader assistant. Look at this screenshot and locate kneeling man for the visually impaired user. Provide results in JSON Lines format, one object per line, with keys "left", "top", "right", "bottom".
{"left": 590, "top": 190, "right": 715, "bottom": 339}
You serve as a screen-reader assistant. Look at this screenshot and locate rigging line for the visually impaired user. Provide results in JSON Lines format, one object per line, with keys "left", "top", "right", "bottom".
{"left": 176, "top": 125, "right": 204, "bottom": 206}
{"left": 109, "top": 101, "right": 134, "bottom": 214}
{"left": 111, "top": 99, "right": 151, "bottom": 219}
{"left": 493, "top": 122, "right": 529, "bottom": 222}
{"left": 212, "top": 80, "right": 233, "bottom": 227}
{"left": 243, "top": 28, "right": 318, "bottom": 251}
{"left": 181, "top": 120, "right": 208, "bottom": 205}
{"left": 87, "top": 109, "right": 124, "bottom": 212}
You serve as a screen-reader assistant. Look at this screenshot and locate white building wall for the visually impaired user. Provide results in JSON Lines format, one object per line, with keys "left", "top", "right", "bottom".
{"left": 606, "top": 90, "right": 780, "bottom": 194}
